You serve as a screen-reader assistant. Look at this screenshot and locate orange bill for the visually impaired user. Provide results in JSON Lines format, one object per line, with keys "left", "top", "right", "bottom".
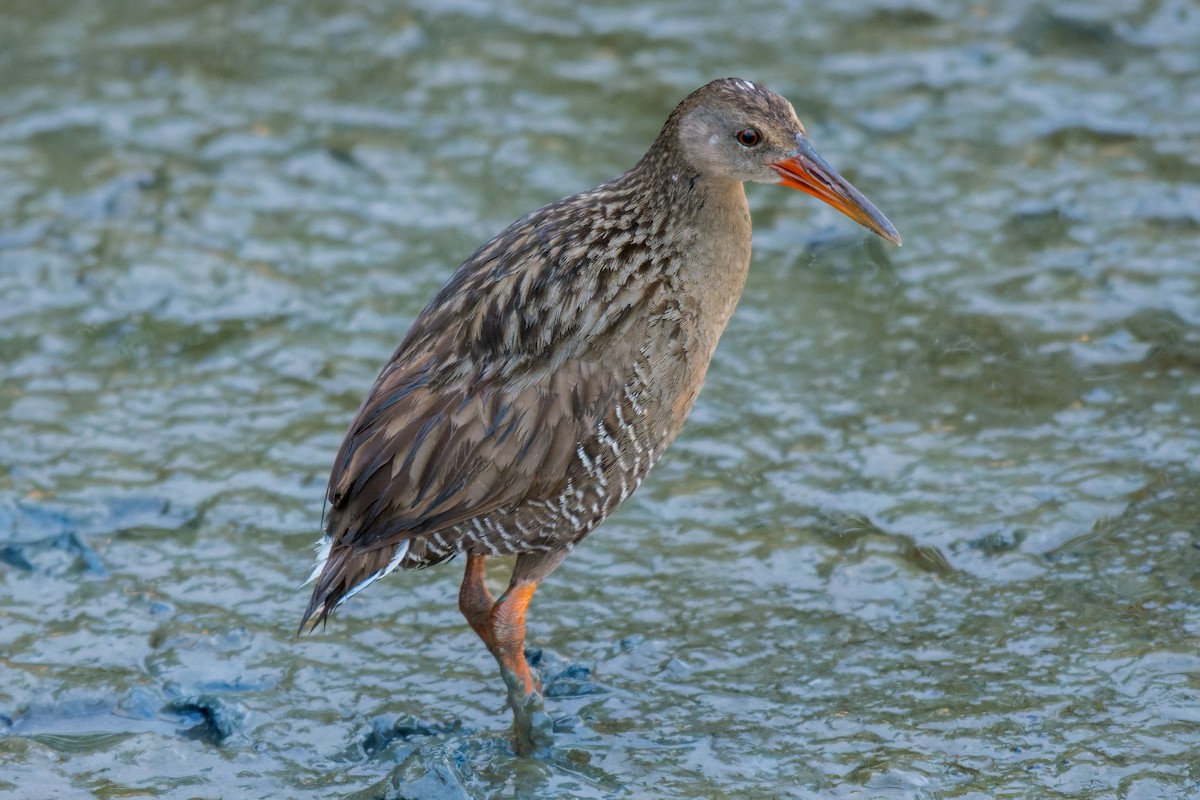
{"left": 768, "top": 135, "right": 902, "bottom": 245}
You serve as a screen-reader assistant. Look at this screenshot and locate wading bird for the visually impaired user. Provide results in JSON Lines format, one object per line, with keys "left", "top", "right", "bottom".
{"left": 301, "top": 77, "right": 900, "bottom": 755}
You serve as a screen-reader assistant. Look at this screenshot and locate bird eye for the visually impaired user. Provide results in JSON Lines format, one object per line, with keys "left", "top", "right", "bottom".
{"left": 735, "top": 128, "right": 761, "bottom": 148}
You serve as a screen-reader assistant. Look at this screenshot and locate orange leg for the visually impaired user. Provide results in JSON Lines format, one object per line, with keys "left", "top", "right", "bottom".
{"left": 458, "top": 552, "right": 495, "bottom": 649}
{"left": 490, "top": 578, "right": 551, "bottom": 756}
{"left": 456, "top": 554, "right": 552, "bottom": 756}
{"left": 490, "top": 581, "right": 541, "bottom": 697}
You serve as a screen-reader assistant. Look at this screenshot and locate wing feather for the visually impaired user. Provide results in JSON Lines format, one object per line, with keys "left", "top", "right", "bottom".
{"left": 301, "top": 188, "right": 662, "bottom": 630}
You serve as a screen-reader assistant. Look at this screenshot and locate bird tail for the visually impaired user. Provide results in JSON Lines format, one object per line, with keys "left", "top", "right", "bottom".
{"left": 298, "top": 537, "right": 410, "bottom": 634}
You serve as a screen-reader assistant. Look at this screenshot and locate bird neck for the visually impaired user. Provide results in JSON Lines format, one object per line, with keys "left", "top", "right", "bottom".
{"left": 613, "top": 129, "right": 754, "bottom": 356}
{"left": 622, "top": 137, "right": 748, "bottom": 229}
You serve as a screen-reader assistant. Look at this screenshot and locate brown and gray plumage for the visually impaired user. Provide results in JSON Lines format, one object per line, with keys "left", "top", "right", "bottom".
{"left": 301, "top": 78, "right": 900, "bottom": 755}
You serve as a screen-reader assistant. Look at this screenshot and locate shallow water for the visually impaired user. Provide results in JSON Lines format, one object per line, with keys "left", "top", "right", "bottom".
{"left": 2, "top": 1, "right": 1199, "bottom": 798}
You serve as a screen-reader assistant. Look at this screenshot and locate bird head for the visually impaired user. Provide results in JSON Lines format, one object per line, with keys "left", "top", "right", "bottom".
{"left": 675, "top": 78, "right": 901, "bottom": 245}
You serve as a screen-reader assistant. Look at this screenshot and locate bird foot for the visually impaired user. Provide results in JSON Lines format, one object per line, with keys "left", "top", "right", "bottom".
{"left": 497, "top": 660, "right": 554, "bottom": 757}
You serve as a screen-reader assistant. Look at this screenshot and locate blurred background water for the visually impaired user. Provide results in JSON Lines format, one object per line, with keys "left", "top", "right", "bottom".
{"left": 2, "top": 1, "right": 1199, "bottom": 798}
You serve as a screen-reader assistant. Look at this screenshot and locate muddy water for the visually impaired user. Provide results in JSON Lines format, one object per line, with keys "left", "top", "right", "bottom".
{"left": 2, "top": 1, "right": 1199, "bottom": 798}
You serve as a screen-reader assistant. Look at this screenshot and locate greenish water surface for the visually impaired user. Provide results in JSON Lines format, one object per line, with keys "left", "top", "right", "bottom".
{"left": 2, "top": 1, "right": 1199, "bottom": 798}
